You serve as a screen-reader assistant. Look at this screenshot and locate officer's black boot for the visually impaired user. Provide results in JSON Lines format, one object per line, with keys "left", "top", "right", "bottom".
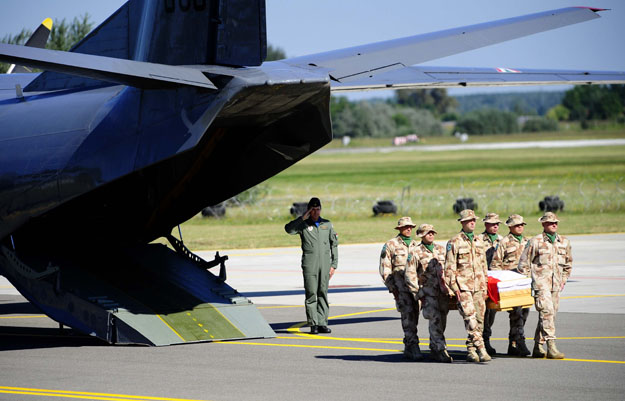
{"left": 318, "top": 325, "right": 331, "bottom": 334}
{"left": 484, "top": 338, "right": 497, "bottom": 356}
{"left": 507, "top": 339, "right": 520, "bottom": 356}
{"left": 517, "top": 339, "right": 531, "bottom": 357}
{"left": 309, "top": 325, "right": 318, "bottom": 334}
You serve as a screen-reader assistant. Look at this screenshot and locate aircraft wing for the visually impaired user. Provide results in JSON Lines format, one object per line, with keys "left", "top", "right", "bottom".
{"left": 282, "top": 7, "right": 605, "bottom": 83}
{"left": 0, "top": 43, "right": 217, "bottom": 90}
{"left": 330, "top": 66, "right": 625, "bottom": 92}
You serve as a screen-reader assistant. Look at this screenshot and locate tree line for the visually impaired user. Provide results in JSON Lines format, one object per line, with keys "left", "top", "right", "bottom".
{"left": 331, "top": 85, "right": 625, "bottom": 138}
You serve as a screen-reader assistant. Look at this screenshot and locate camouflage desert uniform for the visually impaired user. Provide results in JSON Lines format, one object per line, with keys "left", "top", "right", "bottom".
{"left": 481, "top": 232, "right": 503, "bottom": 342}
{"left": 444, "top": 232, "right": 488, "bottom": 351}
{"left": 491, "top": 233, "right": 530, "bottom": 343}
{"left": 518, "top": 232, "right": 572, "bottom": 343}
{"left": 380, "top": 236, "right": 420, "bottom": 348}
{"left": 405, "top": 242, "right": 450, "bottom": 352}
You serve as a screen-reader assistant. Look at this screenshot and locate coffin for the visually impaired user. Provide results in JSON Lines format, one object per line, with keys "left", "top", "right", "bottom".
{"left": 487, "top": 270, "right": 534, "bottom": 311}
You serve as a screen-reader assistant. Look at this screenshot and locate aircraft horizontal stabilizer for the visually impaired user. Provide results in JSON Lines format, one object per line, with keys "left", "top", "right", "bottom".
{"left": 330, "top": 66, "right": 625, "bottom": 92}
{"left": 0, "top": 43, "right": 217, "bottom": 90}
{"left": 283, "top": 7, "right": 603, "bottom": 83}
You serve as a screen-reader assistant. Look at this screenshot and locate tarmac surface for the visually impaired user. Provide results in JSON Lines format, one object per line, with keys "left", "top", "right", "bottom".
{"left": 1, "top": 233, "right": 624, "bottom": 401}
{"left": 318, "top": 138, "right": 625, "bottom": 154}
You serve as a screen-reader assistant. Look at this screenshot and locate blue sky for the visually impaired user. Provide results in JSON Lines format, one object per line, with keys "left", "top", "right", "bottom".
{"left": 2, "top": 0, "right": 624, "bottom": 97}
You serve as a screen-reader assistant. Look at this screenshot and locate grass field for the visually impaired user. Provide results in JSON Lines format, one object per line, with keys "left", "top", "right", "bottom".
{"left": 171, "top": 133, "right": 625, "bottom": 251}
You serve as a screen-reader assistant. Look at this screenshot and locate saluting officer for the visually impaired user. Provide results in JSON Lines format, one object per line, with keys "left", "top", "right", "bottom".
{"left": 491, "top": 214, "right": 531, "bottom": 356}
{"left": 405, "top": 223, "right": 453, "bottom": 363}
{"left": 518, "top": 212, "right": 572, "bottom": 359}
{"left": 444, "top": 209, "right": 491, "bottom": 363}
{"left": 285, "top": 197, "right": 338, "bottom": 334}
{"left": 480, "top": 212, "right": 503, "bottom": 356}
{"left": 380, "top": 217, "right": 422, "bottom": 361}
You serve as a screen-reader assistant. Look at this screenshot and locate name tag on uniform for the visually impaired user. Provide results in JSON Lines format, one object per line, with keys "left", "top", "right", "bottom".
{"left": 321, "top": 225, "right": 328, "bottom": 230}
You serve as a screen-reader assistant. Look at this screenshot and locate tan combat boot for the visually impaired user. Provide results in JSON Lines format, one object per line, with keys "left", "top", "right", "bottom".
{"left": 477, "top": 346, "right": 492, "bottom": 362}
{"left": 466, "top": 348, "right": 480, "bottom": 363}
{"left": 532, "top": 342, "right": 546, "bottom": 358}
{"left": 546, "top": 339, "right": 564, "bottom": 359}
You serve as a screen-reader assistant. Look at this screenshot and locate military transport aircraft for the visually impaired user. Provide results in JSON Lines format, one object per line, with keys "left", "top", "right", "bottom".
{"left": 1, "top": 0, "right": 624, "bottom": 346}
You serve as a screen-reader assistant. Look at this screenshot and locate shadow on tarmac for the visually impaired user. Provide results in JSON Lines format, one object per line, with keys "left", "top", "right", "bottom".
{"left": 270, "top": 316, "right": 399, "bottom": 333}
{"left": 0, "top": 300, "right": 40, "bottom": 315}
{"left": 0, "top": 327, "right": 108, "bottom": 351}
{"left": 243, "top": 286, "right": 388, "bottom": 298}
{"left": 316, "top": 351, "right": 476, "bottom": 363}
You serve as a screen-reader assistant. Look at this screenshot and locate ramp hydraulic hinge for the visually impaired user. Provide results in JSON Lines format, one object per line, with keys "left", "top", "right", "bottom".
{"left": 165, "top": 234, "right": 228, "bottom": 281}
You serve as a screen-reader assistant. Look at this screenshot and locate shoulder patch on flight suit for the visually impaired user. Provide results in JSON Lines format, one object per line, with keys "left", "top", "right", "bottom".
{"left": 447, "top": 242, "right": 452, "bottom": 252}
{"left": 381, "top": 244, "right": 387, "bottom": 258}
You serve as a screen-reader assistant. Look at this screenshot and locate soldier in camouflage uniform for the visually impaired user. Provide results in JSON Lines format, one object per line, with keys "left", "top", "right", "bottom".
{"left": 285, "top": 197, "right": 338, "bottom": 335}
{"left": 491, "top": 214, "right": 531, "bottom": 356}
{"left": 380, "top": 217, "right": 422, "bottom": 361}
{"left": 518, "top": 212, "right": 572, "bottom": 359}
{"left": 405, "top": 223, "right": 453, "bottom": 363}
{"left": 480, "top": 213, "right": 503, "bottom": 356}
{"left": 444, "top": 209, "right": 492, "bottom": 363}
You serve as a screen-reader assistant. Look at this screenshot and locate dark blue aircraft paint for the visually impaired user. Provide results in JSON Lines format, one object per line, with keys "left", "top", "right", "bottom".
{"left": 0, "top": 0, "right": 329, "bottom": 345}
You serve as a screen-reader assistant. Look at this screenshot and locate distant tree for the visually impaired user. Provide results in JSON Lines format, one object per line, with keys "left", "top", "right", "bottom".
{"left": 331, "top": 96, "right": 357, "bottom": 137}
{"left": 546, "top": 104, "right": 570, "bottom": 121}
{"left": 331, "top": 97, "right": 442, "bottom": 138}
{"left": 454, "top": 91, "right": 564, "bottom": 115}
{"left": 397, "top": 107, "right": 443, "bottom": 136}
{"left": 350, "top": 101, "right": 396, "bottom": 138}
{"left": 394, "top": 88, "right": 457, "bottom": 116}
{"left": 522, "top": 117, "right": 558, "bottom": 132}
{"left": 562, "top": 85, "right": 623, "bottom": 123}
{"left": 47, "top": 14, "right": 94, "bottom": 52}
{"left": 1, "top": 14, "right": 93, "bottom": 73}
{"left": 455, "top": 108, "right": 519, "bottom": 135}
{"left": 266, "top": 44, "right": 286, "bottom": 61}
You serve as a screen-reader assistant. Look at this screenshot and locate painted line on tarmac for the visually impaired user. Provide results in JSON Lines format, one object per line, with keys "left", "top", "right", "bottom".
{"left": 257, "top": 305, "right": 302, "bottom": 309}
{"left": 219, "top": 341, "right": 402, "bottom": 353}
{"left": 329, "top": 308, "right": 395, "bottom": 320}
{"left": 286, "top": 307, "right": 395, "bottom": 334}
{"left": 0, "top": 315, "right": 47, "bottom": 319}
{"left": 277, "top": 335, "right": 469, "bottom": 348}
{"left": 219, "top": 341, "right": 625, "bottom": 364}
{"left": 562, "top": 358, "right": 625, "bottom": 364}
{"left": 0, "top": 386, "right": 210, "bottom": 401}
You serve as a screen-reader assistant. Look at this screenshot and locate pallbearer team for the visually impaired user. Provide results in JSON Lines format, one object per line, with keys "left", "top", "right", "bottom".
{"left": 379, "top": 210, "right": 572, "bottom": 363}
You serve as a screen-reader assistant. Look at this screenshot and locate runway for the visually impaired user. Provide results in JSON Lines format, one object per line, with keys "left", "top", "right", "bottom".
{"left": 1, "top": 234, "right": 624, "bottom": 401}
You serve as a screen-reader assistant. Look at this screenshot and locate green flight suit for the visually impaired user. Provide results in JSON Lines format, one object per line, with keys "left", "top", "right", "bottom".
{"left": 285, "top": 216, "right": 338, "bottom": 326}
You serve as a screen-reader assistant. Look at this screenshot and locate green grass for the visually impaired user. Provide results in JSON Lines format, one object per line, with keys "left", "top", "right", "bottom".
{"left": 167, "top": 132, "right": 625, "bottom": 251}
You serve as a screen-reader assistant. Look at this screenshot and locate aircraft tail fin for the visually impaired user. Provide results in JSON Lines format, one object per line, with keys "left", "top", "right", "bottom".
{"left": 26, "top": 0, "right": 266, "bottom": 92}
{"left": 8, "top": 17, "right": 52, "bottom": 74}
